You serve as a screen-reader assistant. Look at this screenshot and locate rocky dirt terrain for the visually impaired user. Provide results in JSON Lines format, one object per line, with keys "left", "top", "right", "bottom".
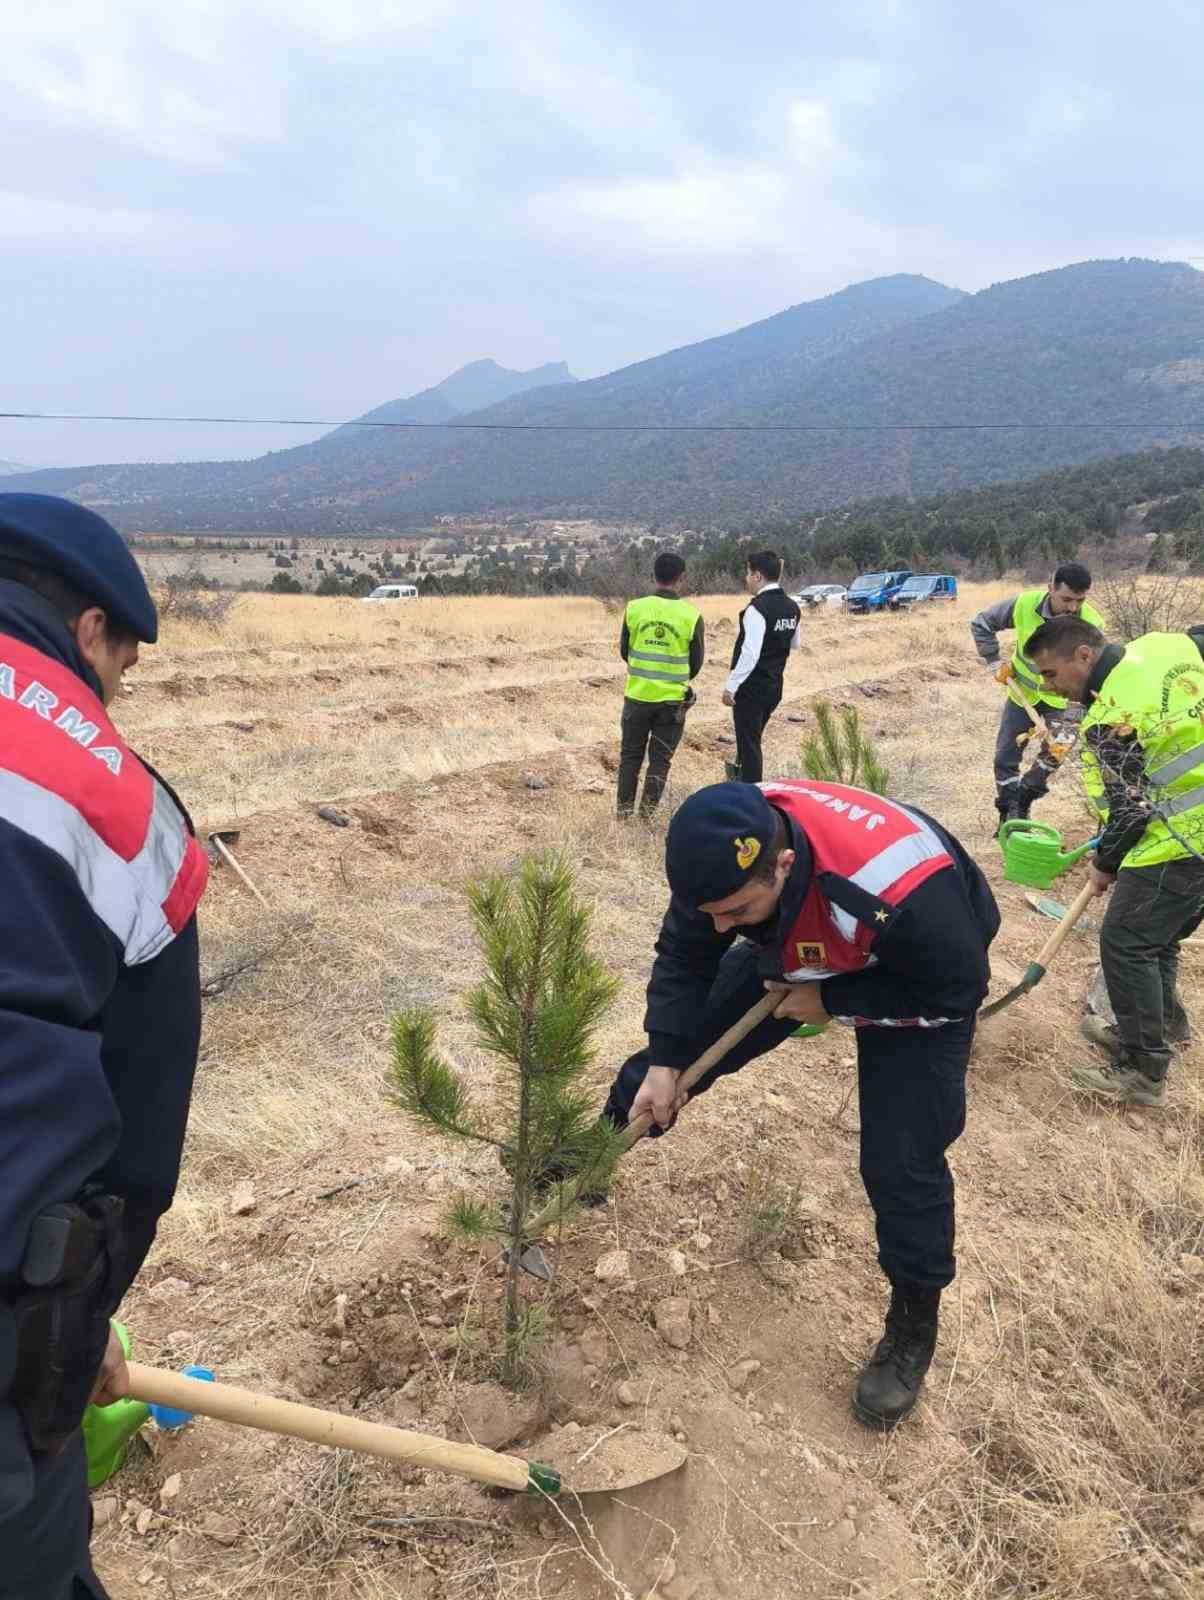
{"left": 91, "top": 585, "right": 1203, "bottom": 1600}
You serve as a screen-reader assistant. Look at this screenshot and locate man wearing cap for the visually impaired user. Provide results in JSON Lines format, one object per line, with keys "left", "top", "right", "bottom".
{"left": 600, "top": 779, "right": 998, "bottom": 1428}
{"left": 0, "top": 495, "right": 208, "bottom": 1598}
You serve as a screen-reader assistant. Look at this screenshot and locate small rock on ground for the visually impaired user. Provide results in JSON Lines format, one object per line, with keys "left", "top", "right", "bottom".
{"left": 595, "top": 1248, "right": 630, "bottom": 1283}
{"left": 727, "top": 1358, "right": 761, "bottom": 1393}
{"left": 201, "top": 1513, "right": 241, "bottom": 1547}
{"left": 457, "top": 1382, "right": 540, "bottom": 1450}
{"left": 228, "top": 1182, "right": 257, "bottom": 1217}
{"left": 92, "top": 1497, "right": 118, "bottom": 1530}
{"left": 654, "top": 1297, "right": 692, "bottom": 1350}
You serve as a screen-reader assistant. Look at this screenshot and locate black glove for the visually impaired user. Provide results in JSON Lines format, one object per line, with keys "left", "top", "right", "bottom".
{"left": 9, "top": 1191, "right": 124, "bottom": 1454}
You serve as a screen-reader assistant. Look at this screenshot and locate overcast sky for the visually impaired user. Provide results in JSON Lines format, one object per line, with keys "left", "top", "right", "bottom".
{"left": 3, "top": 0, "right": 1202, "bottom": 468}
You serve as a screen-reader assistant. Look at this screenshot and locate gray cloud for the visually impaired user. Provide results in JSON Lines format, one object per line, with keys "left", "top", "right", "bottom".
{"left": 3, "top": 0, "right": 1202, "bottom": 468}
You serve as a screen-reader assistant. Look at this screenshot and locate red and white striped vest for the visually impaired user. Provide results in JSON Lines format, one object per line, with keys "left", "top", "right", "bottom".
{"left": 0, "top": 634, "right": 208, "bottom": 964}
{"left": 760, "top": 781, "right": 953, "bottom": 980}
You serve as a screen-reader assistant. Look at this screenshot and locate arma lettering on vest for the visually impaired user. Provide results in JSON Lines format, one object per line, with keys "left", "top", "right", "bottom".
{"left": 1, "top": 659, "right": 123, "bottom": 773}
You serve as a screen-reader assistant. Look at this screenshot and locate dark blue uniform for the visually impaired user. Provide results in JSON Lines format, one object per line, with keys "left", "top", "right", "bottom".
{"left": 603, "top": 798, "right": 999, "bottom": 1288}
{"left": 0, "top": 586, "right": 204, "bottom": 1599}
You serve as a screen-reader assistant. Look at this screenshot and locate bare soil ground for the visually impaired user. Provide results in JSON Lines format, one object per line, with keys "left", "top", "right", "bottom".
{"left": 93, "top": 586, "right": 1204, "bottom": 1600}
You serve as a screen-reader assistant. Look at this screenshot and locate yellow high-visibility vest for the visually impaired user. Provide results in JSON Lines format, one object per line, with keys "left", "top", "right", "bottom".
{"left": 1081, "top": 631, "right": 1204, "bottom": 868}
{"left": 623, "top": 594, "right": 700, "bottom": 703}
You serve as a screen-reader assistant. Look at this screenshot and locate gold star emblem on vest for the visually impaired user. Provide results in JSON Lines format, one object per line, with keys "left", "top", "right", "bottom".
{"left": 874, "top": 909, "right": 889, "bottom": 923}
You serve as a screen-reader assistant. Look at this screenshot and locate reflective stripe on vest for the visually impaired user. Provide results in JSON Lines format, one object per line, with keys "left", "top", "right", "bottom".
{"left": 1080, "top": 632, "right": 1204, "bottom": 868}
{"left": 623, "top": 594, "right": 700, "bottom": 703}
{"left": 0, "top": 633, "right": 209, "bottom": 960}
{"left": 759, "top": 781, "right": 953, "bottom": 981}
{"left": 1010, "top": 589, "right": 1105, "bottom": 710}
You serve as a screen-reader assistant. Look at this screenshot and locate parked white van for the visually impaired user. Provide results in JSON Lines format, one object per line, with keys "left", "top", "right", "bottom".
{"left": 363, "top": 583, "right": 419, "bottom": 602}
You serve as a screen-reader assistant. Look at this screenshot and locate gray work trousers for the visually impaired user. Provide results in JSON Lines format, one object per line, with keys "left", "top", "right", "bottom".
{"left": 992, "top": 696, "right": 1082, "bottom": 799}
{"left": 1101, "top": 857, "right": 1204, "bottom": 1080}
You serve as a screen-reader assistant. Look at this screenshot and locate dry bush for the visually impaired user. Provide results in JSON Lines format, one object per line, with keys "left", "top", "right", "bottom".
{"left": 156, "top": 573, "right": 241, "bottom": 631}
{"left": 1097, "top": 574, "right": 1204, "bottom": 641}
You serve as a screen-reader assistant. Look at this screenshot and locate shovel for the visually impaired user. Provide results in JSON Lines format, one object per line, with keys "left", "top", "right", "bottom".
{"left": 979, "top": 879, "right": 1096, "bottom": 1019}
{"left": 207, "top": 827, "right": 269, "bottom": 909}
{"left": 124, "top": 1364, "right": 685, "bottom": 1496}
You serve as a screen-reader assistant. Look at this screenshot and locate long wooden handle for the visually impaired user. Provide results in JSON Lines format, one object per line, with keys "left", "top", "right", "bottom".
{"left": 524, "top": 990, "right": 784, "bottom": 1238}
{"left": 125, "top": 1363, "right": 532, "bottom": 1492}
{"left": 1008, "top": 679, "right": 1050, "bottom": 741}
{"left": 211, "top": 836, "right": 270, "bottom": 909}
{"left": 1032, "top": 879, "right": 1096, "bottom": 967}
{"left": 620, "top": 988, "right": 785, "bottom": 1148}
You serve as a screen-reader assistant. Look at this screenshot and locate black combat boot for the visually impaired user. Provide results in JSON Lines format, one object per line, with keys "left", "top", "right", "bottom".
{"left": 995, "top": 785, "right": 1022, "bottom": 828}
{"left": 853, "top": 1282, "right": 941, "bottom": 1429}
{"left": 1012, "top": 780, "right": 1044, "bottom": 821}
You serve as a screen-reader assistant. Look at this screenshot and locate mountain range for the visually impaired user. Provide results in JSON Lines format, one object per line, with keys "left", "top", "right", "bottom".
{"left": 9, "top": 260, "right": 1204, "bottom": 531}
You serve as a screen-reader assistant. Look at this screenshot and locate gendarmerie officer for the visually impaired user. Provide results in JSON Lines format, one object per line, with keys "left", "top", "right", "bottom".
{"left": 0, "top": 494, "right": 208, "bottom": 1600}
{"left": 600, "top": 779, "right": 999, "bottom": 1428}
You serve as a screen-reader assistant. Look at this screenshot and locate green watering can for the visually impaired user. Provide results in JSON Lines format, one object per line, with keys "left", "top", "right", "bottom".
{"left": 82, "top": 1322, "right": 214, "bottom": 1487}
{"left": 998, "top": 820, "right": 1100, "bottom": 890}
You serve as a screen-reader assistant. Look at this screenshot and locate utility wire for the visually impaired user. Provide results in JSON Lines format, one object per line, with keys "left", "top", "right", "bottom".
{"left": 4, "top": 409, "right": 1204, "bottom": 435}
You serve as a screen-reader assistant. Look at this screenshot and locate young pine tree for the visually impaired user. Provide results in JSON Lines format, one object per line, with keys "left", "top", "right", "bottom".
{"left": 801, "top": 700, "right": 890, "bottom": 795}
{"left": 389, "top": 854, "right": 624, "bottom": 1384}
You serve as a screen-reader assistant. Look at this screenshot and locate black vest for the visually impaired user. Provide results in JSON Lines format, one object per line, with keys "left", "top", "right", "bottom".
{"left": 731, "top": 587, "right": 801, "bottom": 699}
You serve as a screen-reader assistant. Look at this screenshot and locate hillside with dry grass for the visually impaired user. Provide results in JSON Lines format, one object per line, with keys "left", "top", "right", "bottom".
{"left": 93, "top": 585, "right": 1204, "bottom": 1600}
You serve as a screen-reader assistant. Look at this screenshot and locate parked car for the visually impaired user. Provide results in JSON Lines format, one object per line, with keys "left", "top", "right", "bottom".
{"left": 889, "top": 574, "right": 958, "bottom": 609}
{"left": 362, "top": 583, "right": 419, "bottom": 602}
{"left": 792, "top": 583, "right": 848, "bottom": 611}
{"left": 845, "top": 569, "right": 912, "bottom": 614}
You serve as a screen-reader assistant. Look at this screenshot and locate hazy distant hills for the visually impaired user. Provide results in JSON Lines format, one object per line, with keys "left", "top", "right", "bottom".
{"left": 323, "top": 359, "right": 575, "bottom": 436}
{"left": 11, "top": 261, "right": 1204, "bottom": 531}
{"left": 3, "top": 358, "right": 576, "bottom": 528}
{"left": 0, "top": 461, "right": 31, "bottom": 476}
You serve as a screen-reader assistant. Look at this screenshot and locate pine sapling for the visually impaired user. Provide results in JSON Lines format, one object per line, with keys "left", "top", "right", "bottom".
{"left": 389, "top": 854, "right": 623, "bottom": 1384}
{"left": 801, "top": 700, "right": 890, "bottom": 795}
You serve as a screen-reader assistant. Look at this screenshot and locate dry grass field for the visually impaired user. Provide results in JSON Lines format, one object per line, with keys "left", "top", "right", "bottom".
{"left": 93, "top": 583, "right": 1204, "bottom": 1600}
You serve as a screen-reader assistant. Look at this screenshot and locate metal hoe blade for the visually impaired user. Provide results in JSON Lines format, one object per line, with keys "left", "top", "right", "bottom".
{"left": 509, "top": 1242, "right": 552, "bottom": 1281}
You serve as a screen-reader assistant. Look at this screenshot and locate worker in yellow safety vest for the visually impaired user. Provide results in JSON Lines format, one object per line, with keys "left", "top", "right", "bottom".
{"left": 1028, "top": 615, "right": 1204, "bottom": 1107}
{"left": 617, "top": 553, "right": 704, "bottom": 819}
{"left": 970, "top": 562, "right": 1103, "bottom": 824}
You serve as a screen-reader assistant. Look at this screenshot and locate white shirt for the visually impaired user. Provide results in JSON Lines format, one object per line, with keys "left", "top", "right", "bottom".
{"left": 724, "top": 582, "right": 800, "bottom": 696}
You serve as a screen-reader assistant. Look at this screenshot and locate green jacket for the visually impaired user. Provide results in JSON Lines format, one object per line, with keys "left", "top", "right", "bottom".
{"left": 621, "top": 591, "right": 704, "bottom": 704}
{"left": 1082, "top": 632, "right": 1204, "bottom": 869}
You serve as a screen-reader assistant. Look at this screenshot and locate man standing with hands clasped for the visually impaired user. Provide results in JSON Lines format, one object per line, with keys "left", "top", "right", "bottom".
{"left": 722, "top": 551, "right": 800, "bottom": 783}
{"left": 598, "top": 778, "right": 999, "bottom": 1428}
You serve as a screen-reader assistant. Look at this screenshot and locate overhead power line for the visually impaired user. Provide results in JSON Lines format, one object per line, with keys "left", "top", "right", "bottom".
{"left": 3, "top": 409, "right": 1204, "bottom": 435}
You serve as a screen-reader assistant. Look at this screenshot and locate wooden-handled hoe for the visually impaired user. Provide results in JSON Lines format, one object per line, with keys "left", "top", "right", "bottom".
{"left": 124, "top": 1365, "right": 685, "bottom": 1497}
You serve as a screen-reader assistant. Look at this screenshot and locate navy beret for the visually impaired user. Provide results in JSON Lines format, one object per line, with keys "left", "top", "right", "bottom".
{"left": 665, "top": 783, "right": 778, "bottom": 906}
{"left": 0, "top": 493, "right": 158, "bottom": 643}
